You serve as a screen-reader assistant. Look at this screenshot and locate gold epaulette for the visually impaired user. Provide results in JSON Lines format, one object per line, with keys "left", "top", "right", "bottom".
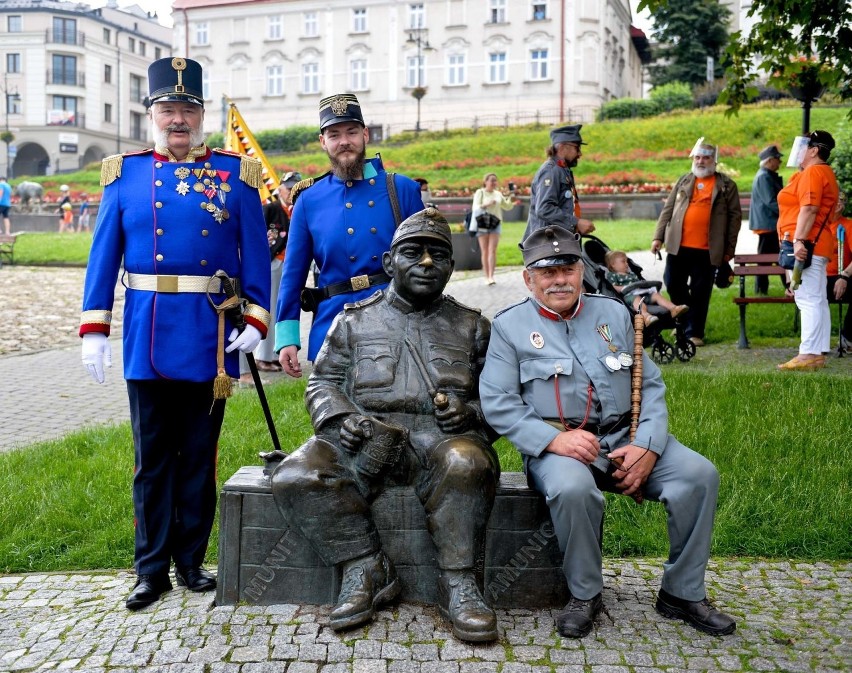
{"left": 239, "top": 155, "right": 263, "bottom": 189}
{"left": 100, "top": 154, "right": 124, "bottom": 186}
{"left": 291, "top": 172, "right": 330, "bottom": 205}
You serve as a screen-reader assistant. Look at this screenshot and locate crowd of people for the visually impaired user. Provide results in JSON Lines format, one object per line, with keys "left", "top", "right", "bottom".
{"left": 73, "top": 55, "right": 844, "bottom": 641}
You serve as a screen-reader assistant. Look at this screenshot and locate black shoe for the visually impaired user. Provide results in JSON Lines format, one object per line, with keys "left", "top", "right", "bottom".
{"left": 174, "top": 566, "right": 217, "bottom": 592}
{"left": 655, "top": 589, "right": 736, "bottom": 635}
{"left": 438, "top": 570, "right": 498, "bottom": 642}
{"left": 329, "top": 551, "right": 401, "bottom": 631}
{"left": 126, "top": 573, "right": 172, "bottom": 610}
{"left": 555, "top": 593, "right": 602, "bottom": 638}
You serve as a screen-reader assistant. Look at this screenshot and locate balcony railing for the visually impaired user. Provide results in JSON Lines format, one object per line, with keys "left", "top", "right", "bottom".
{"left": 46, "top": 29, "right": 86, "bottom": 46}
{"left": 46, "top": 70, "right": 86, "bottom": 87}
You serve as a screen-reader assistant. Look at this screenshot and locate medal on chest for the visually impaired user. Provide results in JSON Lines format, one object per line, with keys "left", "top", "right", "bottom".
{"left": 173, "top": 165, "right": 233, "bottom": 223}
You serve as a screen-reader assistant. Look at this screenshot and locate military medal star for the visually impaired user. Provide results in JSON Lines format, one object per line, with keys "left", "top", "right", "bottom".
{"left": 175, "top": 181, "right": 190, "bottom": 196}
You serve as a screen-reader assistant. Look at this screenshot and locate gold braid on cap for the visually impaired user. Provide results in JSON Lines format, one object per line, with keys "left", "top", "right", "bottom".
{"left": 100, "top": 154, "right": 124, "bottom": 186}
{"left": 239, "top": 155, "right": 263, "bottom": 189}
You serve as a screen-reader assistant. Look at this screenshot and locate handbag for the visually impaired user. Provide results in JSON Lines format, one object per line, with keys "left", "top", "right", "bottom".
{"left": 475, "top": 212, "right": 501, "bottom": 230}
{"left": 714, "top": 261, "right": 734, "bottom": 289}
{"left": 778, "top": 211, "right": 830, "bottom": 270}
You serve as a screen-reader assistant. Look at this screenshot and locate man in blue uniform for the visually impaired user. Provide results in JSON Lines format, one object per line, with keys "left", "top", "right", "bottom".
{"left": 479, "top": 226, "right": 735, "bottom": 638}
{"left": 79, "top": 57, "right": 270, "bottom": 610}
{"left": 523, "top": 124, "right": 596, "bottom": 240}
{"left": 274, "top": 93, "right": 423, "bottom": 376}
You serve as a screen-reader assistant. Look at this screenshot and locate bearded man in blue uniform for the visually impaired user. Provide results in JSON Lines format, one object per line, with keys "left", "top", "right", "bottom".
{"left": 275, "top": 93, "right": 423, "bottom": 376}
{"left": 479, "top": 226, "right": 736, "bottom": 638}
{"left": 79, "top": 57, "right": 270, "bottom": 610}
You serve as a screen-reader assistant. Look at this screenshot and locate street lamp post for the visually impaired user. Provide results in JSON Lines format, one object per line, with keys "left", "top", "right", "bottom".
{"left": 1, "top": 73, "right": 21, "bottom": 179}
{"left": 406, "top": 29, "right": 435, "bottom": 134}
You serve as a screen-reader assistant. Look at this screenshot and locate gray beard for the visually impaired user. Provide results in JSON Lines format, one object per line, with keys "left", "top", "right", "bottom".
{"left": 329, "top": 148, "right": 366, "bottom": 181}
{"left": 692, "top": 164, "right": 715, "bottom": 178}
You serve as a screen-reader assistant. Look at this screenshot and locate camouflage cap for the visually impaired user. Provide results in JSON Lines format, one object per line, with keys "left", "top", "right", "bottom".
{"left": 391, "top": 207, "right": 452, "bottom": 248}
{"left": 521, "top": 225, "right": 583, "bottom": 268}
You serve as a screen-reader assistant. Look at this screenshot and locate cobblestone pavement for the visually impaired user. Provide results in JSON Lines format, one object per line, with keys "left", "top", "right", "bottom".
{"left": 0, "top": 559, "right": 849, "bottom": 673}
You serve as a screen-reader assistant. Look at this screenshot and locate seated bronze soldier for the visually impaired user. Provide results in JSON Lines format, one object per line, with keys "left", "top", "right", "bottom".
{"left": 269, "top": 208, "right": 499, "bottom": 642}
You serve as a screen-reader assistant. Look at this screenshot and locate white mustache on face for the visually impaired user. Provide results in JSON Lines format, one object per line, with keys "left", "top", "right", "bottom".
{"left": 545, "top": 285, "right": 576, "bottom": 295}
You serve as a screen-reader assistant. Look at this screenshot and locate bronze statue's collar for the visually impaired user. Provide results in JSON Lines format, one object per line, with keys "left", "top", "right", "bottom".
{"left": 385, "top": 284, "right": 443, "bottom": 315}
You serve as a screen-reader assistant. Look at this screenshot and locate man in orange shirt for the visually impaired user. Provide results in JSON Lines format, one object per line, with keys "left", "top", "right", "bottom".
{"left": 652, "top": 141, "right": 741, "bottom": 346}
{"left": 826, "top": 192, "right": 850, "bottom": 352}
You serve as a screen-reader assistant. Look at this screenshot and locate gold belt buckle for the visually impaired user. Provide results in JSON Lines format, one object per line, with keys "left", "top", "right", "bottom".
{"left": 157, "top": 275, "right": 179, "bottom": 293}
{"left": 350, "top": 274, "right": 370, "bottom": 291}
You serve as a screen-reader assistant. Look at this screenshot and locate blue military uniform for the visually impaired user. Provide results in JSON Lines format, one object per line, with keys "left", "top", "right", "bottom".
{"left": 275, "top": 155, "right": 423, "bottom": 360}
{"left": 480, "top": 293, "right": 721, "bottom": 603}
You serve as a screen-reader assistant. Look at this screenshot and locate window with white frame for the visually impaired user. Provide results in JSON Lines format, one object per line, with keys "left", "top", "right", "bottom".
{"left": 304, "top": 12, "right": 318, "bottom": 37}
{"left": 104, "top": 103, "right": 112, "bottom": 123}
{"left": 7, "top": 93, "right": 21, "bottom": 115}
{"left": 350, "top": 59, "right": 368, "bottom": 91}
{"left": 194, "top": 22, "right": 209, "bottom": 45}
{"left": 408, "top": 3, "right": 425, "bottom": 29}
{"left": 529, "top": 48, "right": 549, "bottom": 79}
{"left": 489, "top": 0, "right": 506, "bottom": 23}
{"left": 268, "top": 15, "right": 283, "bottom": 40}
{"left": 488, "top": 52, "right": 507, "bottom": 83}
{"left": 202, "top": 70, "right": 210, "bottom": 99}
{"left": 532, "top": 1, "right": 547, "bottom": 20}
{"left": 302, "top": 62, "right": 319, "bottom": 93}
{"left": 266, "top": 65, "right": 284, "bottom": 96}
{"left": 139, "top": 41, "right": 146, "bottom": 56}
{"left": 352, "top": 8, "right": 367, "bottom": 33}
{"left": 406, "top": 55, "right": 425, "bottom": 88}
{"left": 6, "top": 53, "right": 21, "bottom": 74}
{"left": 8, "top": 15, "right": 22, "bottom": 32}
{"left": 447, "top": 53, "right": 466, "bottom": 85}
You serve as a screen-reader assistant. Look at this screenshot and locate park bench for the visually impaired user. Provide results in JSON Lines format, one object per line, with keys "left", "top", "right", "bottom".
{"left": 733, "top": 253, "right": 793, "bottom": 348}
{"left": 216, "top": 466, "right": 568, "bottom": 609}
{"left": 581, "top": 201, "right": 615, "bottom": 220}
{"left": 0, "top": 234, "right": 18, "bottom": 267}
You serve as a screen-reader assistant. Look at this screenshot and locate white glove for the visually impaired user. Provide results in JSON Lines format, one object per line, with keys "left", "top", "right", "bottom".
{"left": 82, "top": 333, "right": 112, "bottom": 384}
{"left": 226, "top": 324, "right": 263, "bottom": 354}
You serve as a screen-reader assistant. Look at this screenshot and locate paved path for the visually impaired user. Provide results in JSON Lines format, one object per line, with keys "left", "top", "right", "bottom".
{"left": 2, "top": 248, "right": 850, "bottom": 672}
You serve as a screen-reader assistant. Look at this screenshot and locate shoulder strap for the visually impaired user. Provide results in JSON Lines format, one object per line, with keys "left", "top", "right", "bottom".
{"left": 386, "top": 172, "right": 402, "bottom": 226}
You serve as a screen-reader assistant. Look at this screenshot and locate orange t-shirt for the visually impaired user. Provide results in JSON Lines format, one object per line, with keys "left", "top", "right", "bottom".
{"left": 827, "top": 216, "right": 852, "bottom": 276}
{"left": 777, "top": 163, "right": 839, "bottom": 258}
{"left": 680, "top": 174, "right": 715, "bottom": 250}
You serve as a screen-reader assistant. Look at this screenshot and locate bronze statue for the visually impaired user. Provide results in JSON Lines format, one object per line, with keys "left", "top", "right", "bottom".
{"left": 269, "top": 207, "right": 499, "bottom": 641}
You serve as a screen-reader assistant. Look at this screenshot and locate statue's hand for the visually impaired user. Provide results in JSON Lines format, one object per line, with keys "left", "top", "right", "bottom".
{"left": 340, "top": 414, "right": 374, "bottom": 452}
{"left": 434, "top": 393, "right": 476, "bottom": 433}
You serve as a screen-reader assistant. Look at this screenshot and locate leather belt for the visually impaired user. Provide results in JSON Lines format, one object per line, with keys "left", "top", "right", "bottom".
{"left": 319, "top": 272, "right": 390, "bottom": 300}
{"left": 126, "top": 272, "right": 230, "bottom": 294}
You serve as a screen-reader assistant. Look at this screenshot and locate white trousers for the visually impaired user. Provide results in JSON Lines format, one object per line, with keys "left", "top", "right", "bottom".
{"left": 793, "top": 255, "right": 830, "bottom": 355}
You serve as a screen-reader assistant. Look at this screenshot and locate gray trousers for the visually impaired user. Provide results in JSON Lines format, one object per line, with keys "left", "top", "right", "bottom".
{"left": 527, "top": 436, "right": 719, "bottom": 602}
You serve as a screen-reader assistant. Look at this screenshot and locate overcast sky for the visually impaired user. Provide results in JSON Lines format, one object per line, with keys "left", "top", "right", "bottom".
{"left": 84, "top": 1, "right": 656, "bottom": 33}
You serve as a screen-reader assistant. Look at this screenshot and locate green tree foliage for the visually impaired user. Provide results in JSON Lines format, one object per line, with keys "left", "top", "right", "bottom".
{"left": 831, "top": 121, "right": 852, "bottom": 215}
{"left": 649, "top": 81, "right": 694, "bottom": 111}
{"left": 640, "top": 0, "right": 852, "bottom": 116}
{"left": 647, "top": 0, "right": 731, "bottom": 87}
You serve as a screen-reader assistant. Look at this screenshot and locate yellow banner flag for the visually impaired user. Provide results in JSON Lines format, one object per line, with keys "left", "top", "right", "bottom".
{"left": 224, "top": 99, "right": 278, "bottom": 203}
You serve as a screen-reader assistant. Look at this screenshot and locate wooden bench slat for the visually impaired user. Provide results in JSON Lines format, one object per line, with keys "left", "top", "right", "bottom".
{"left": 732, "top": 253, "right": 794, "bottom": 348}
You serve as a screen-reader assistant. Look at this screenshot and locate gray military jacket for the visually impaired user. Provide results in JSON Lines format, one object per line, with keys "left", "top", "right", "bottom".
{"left": 524, "top": 157, "right": 578, "bottom": 239}
{"left": 480, "top": 294, "right": 669, "bottom": 472}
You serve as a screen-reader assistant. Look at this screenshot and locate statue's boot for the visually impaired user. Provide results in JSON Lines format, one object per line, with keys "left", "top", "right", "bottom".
{"left": 329, "top": 551, "right": 401, "bottom": 631}
{"left": 438, "top": 570, "right": 498, "bottom": 642}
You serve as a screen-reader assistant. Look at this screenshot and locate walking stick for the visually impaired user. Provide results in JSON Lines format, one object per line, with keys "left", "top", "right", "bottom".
{"left": 838, "top": 225, "right": 846, "bottom": 358}
{"left": 629, "top": 311, "right": 644, "bottom": 442}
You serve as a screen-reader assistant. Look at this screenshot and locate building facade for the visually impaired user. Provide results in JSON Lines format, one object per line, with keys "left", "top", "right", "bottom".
{"left": 172, "top": 0, "right": 646, "bottom": 136}
{"left": 0, "top": 0, "right": 171, "bottom": 178}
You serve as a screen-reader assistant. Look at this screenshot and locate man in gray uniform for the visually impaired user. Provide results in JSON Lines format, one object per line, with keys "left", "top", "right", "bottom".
{"left": 749, "top": 144, "right": 785, "bottom": 294}
{"left": 479, "top": 225, "right": 735, "bottom": 638}
{"left": 270, "top": 208, "right": 499, "bottom": 642}
{"left": 524, "top": 124, "right": 596, "bottom": 240}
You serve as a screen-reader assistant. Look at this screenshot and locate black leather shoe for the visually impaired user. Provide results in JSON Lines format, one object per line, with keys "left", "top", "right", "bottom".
{"left": 555, "top": 593, "right": 602, "bottom": 638}
{"left": 438, "top": 570, "right": 498, "bottom": 642}
{"left": 126, "top": 574, "right": 172, "bottom": 610}
{"left": 655, "top": 589, "right": 736, "bottom": 635}
{"left": 174, "top": 566, "right": 217, "bottom": 592}
{"left": 329, "top": 551, "right": 401, "bottom": 631}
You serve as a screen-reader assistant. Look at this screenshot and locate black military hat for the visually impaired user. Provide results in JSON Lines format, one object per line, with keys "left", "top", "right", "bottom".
{"left": 758, "top": 145, "right": 783, "bottom": 161}
{"left": 391, "top": 207, "right": 452, "bottom": 248}
{"left": 281, "top": 171, "right": 302, "bottom": 188}
{"left": 550, "top": 124, "right": 585, "bottom": 146}
{"left": 147, "top": 57, "right": 204, "bottom": 107}
{"left": 521, "top": 226, "right": 583, "bottom": 268}
{"left": 319, "top": 93, "right": 365, "bottom": 131}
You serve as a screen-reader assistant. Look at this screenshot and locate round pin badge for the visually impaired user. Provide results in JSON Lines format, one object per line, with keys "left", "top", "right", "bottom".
{"left": 605, "top": 355, "right": 622, "bottom": 371}
{"left": 618, "top": 352, "right": 633, "bottom": 368}
{"left": 530, "top": 332, "right": 544, "bottom": 349}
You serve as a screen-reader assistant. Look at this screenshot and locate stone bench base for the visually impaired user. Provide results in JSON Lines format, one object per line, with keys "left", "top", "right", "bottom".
{"left": 216, "top": 467, "right": 568, "bottom": 609}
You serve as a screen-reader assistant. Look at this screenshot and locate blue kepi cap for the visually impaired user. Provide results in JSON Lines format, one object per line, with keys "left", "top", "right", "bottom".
{"left": 147, "top": 57, "right": 204, "bottom": 107}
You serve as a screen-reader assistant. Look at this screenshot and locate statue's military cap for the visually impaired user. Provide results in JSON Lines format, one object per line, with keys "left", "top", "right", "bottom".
{"left": 520, "top": 225, "right": 583, "bottom": 268}
{"left": 146, "top": 57, "right": 204, "bottom": 107}
{"left": 391, "top": 207, "right": 452, "bottom": 249}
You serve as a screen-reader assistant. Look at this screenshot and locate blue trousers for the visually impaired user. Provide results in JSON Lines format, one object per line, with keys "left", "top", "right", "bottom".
{"left": 127, "top": 380, "right": 225, "bottom": 575}
{"left": 526, "top": 436, "right": 720, "bottom": 602}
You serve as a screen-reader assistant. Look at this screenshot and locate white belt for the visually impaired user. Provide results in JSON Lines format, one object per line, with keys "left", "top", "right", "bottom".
{"left": 125, "top": 272, "right": 231, "bottom": 294}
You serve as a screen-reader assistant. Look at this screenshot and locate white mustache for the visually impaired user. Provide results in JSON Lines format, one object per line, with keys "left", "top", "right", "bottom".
{"left": 545, "top": 285, "right": 576, "bottom": 295}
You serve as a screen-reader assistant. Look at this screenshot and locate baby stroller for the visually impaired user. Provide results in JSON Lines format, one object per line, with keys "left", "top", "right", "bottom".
{"left": 580, "top": 234, "right": 695, "bottom": 364}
